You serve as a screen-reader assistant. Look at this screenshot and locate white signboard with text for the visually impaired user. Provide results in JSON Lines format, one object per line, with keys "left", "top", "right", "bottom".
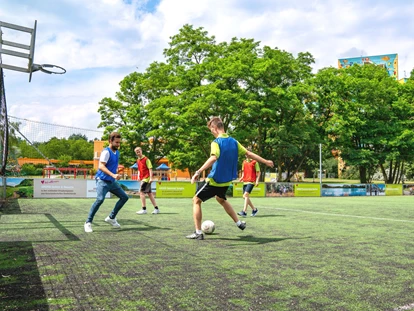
{"left": 34, "top": 179, "right": 87, "bottom": 198}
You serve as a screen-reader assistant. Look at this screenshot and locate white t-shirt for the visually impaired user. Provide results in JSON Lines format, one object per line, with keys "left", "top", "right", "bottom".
{"left": 100, "top": 149, "right": 117, "bottom": 163}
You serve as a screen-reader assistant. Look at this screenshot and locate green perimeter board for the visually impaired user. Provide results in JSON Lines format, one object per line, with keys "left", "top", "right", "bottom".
{"left": 232, "top": 182, "right": 265, "bottom": 197}
{"left": 294, "top": 183, "right": 321, "bottom": 196}
{"left": 385, "top": 184, "right": 403, "bottom": 196}
{"left": 155, "top": 181, "right": 196, "bottom": 198}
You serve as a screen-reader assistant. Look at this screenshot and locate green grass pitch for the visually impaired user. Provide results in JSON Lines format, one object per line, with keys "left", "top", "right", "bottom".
{"left": 1, "top": 196, "right": 413, "bottom": 310}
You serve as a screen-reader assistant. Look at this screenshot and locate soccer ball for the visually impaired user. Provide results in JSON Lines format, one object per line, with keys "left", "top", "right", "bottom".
{"left": 201, "top": 220, "right": 215, "bottom": 234}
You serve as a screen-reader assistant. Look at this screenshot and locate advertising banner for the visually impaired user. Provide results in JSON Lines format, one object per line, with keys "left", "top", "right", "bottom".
{"left": 322, "top": 184, "right": 367, "bottom": 196}
{"left": 232, "top": 182, "right": 265, "bottom": 197}
{"left": 265, "top": 183, "right": 294, "bottom": 197}
{"left": 338, "top": 53, "right": 398, "bottom": 79}
{"left": 86, "top": 180, "right": 110, "bottom": 198}
{"left": 294, "top": 183, "right": 321, "bottom": 197}
{"left": 366, "top": 184, "right": 385, "bottom": 196}
{"left": 385, "top": 184, "right": 402, "bottom": 196}
{"left": 156, "top": 181, "right": 196, "bottom": 198}
{"left": 403, "top": 184, "right": 414, "bottom": 195}
{"left": 34, "top": 179, "right": 87, "bottom": 198}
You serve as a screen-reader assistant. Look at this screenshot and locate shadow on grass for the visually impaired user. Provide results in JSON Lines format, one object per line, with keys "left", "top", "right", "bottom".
{"left": 103, "top": 225, "right": 172, "bottom": 232}
{"left": 0, "top": 199, "right": 48, "bottom": 311}
{"left": 253, "top": 215, "right": 287, "bottom": 218}
{"left": 216, "top": 234, "right": 312, "bottom": 245}
{"left": 45, "top": 213, "right": 80, "bottom": 241}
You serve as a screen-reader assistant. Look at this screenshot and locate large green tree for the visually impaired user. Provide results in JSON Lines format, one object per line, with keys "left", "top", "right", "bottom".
{"left": 313, "top": 64, "right": 413, "bottom": 183}
{"left": 97, "top": 24, "right": 320, "bottom": 180}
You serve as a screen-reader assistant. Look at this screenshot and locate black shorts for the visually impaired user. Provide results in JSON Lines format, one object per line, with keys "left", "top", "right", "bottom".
{"left": 140, "top": 182, "right": 152, "bottom": 193}
{"left": 243, "top": 184, "right": 254, "bottom": 194}
{"left": 195, "top": 182, "right": 228, "bottom": 202}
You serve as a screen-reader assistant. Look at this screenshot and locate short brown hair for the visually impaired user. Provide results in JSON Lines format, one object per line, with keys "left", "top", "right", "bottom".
{"left": 207, "top": 116, "right": 224, "bottom": 129}
{"left": 109, "top": 132, "right": 121, "bottom": 142}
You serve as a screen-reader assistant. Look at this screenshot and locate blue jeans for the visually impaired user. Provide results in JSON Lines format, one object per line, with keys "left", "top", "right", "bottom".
{"left": 86, "top": 179, "right": 129, "bottom": 223}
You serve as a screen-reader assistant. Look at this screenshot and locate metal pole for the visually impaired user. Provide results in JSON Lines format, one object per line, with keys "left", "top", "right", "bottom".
{"left": 319, "top": 143, "right": 322, "bottom": 187}
{"left": 2, "top": 176, "right": 6, "bottom": 200}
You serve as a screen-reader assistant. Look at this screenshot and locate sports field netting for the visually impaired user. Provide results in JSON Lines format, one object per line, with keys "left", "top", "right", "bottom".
{"left": 8, "top": 116, "right": 103, "bottom": 143}
{"left": 0, "top": 56, "right": 9, "bottom": 176}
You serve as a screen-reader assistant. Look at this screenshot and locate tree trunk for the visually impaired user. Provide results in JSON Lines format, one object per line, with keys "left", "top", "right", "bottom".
{"left": 359, "top": 166, "right": 367, "bottom": 183}
{"left": 380, "top": 164, "right": 388, "bottom": 184}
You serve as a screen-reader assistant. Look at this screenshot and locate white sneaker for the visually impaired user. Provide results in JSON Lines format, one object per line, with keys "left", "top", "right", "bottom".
{"left": 136, "top": 209, "right": 147, "bottom": 215}
{"left": 104, "top": 216, "right": 121, "bottom": 229}
{"left": 84, "top": 222, "right": 93, "bottom": 233}
{"left": 152, "top": 209, "right": 160, "bottom": 214}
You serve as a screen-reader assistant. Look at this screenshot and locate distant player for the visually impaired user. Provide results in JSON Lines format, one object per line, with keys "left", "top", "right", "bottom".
{"left": 238, "top": 154, "right": 260, "bottom": 217}
{"left": 187, "top": 116, "right": 274, "bottom": 240}
{"left": 84, "top": 132, "right": 129, "bottom": 232}
{"left": 134, "top": 147, "right": 160, "bottom": 215}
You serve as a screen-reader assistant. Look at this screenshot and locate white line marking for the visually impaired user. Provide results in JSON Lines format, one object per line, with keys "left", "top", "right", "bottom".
{"left": 394, "top": 302, "right": 414, "bottom": 311}
{"left": 274, "top": 208, "right": 414, "bottom": 223}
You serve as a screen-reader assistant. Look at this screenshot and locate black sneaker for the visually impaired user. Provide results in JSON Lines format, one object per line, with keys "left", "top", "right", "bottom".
{"left": 238, "top": 221, "right": 246, "bottom": 230}
{"left": 186, "top": 232, "right": 204, "bottom": 240}
{"left": 251, "top": 209, "right": 259, "bottom": 217}
{"left": 237, "top": 211, "right": 247, "bottom": 217}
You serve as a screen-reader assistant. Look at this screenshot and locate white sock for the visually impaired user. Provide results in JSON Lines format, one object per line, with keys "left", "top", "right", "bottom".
{"left": 196, "top": 229, "right": 203, "bottom": 234}
{"left": 236, "top": 220, "right": 241, "bottom": 226}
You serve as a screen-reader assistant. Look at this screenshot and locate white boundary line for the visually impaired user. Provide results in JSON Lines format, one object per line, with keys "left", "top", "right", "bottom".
{"left": 274, "top": 208, "right": 414, "bottom": 223}
{"left": 394, "top": 303, "right": 414, "bottom": 311}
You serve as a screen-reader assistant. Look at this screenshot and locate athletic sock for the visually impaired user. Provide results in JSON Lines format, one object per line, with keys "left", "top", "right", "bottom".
{"left": 236, "top": 220, "right": 242, "bottom": 226}
{"left": 196, "top": 229, "right": 203, "bottom": 234}
{"left": 142, "top": 206, "right": 147, "bottom": 210}
{"left": 154, "top": 206, "right": 159, "bottom": 209}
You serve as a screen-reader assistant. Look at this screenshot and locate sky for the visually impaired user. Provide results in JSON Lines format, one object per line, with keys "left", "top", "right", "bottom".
{"left": 1, "top": 0, "right": 413, "bottom": 136}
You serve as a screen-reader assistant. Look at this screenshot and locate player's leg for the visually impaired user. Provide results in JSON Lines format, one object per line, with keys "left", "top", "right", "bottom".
{"left": 186, "top": 182, "right": 212, "bottom": 239}
{"left": 248, "top": 185, "right": 258, "bottom": 216}
{"left": 238, "top": 185, "right": 248, "bottom": 217}
{"left": 215, "top": 187, "right": 246, "bottom": 230}
{"left": 137, "top": 182, "right": 148, "bottom": 214}
{"left": 238, "top": 184, "right": 252, "bottom": 217}
{"left": 148, "top": 192, "right": 160, "bottom": 214}
{"left": 108, "top": 182, "right": 129, "bottom": 219}
{"left": 247, "top": 196, "right": 256, "bottom": 210}
{"left": 193, "top": 196, "right": 203, "bottom": 231}
{"left": 186, "top": 195, "right": 204, "bottom": 239}
{"left": 217, "top": 196, "right": 238, "bottom": 222}
{"left": 85, "top": 180, "right": 109, "bottom": 232}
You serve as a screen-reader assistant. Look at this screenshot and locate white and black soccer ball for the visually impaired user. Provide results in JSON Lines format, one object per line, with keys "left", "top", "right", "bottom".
{"left": 201, "top": 220, "right": 215, "bottom": 234}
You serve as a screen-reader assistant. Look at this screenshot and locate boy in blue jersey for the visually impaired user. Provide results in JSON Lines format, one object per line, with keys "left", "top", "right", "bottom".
{"left": 186, "top": 117, "right": 274, "bottom": 240}
{"left": 84, "top": 132, "right": 129, "bottom": 233}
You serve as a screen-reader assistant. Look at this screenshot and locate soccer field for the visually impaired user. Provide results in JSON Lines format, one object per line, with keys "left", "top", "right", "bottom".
{"left": 1, "top": 196, "right": 413, "bottom": 311}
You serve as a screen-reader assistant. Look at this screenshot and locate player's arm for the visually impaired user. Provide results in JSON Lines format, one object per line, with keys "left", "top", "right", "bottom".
{"left": 239, "top": 162, "right": 245, "bottom": 182}
{"left": 191, "top": 155, "right": 217, "bottom": 184}
{"left": 147, "top": 159, "right": 153, "bottom": 182}
{"left": 136, "top": 163, "right": 141, "bottom": 181}
{"left": 255, "top": 162, "right": 260, "bottom": 186}
{"left": 98, "top": 161, "right": 120, "bottom": 180}
{"left": 246, "top": 150, "right": 274, "bottom": 168}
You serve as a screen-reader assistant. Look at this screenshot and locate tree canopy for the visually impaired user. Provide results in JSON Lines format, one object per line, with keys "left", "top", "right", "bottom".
{"left": 97, "top": 24, "right": 414, "bottom": 183}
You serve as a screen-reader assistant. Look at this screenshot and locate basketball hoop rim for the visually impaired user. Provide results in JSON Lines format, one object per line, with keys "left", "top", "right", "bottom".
{"left": 39, "top": 64, "right": 66, "bottom": 74}
{"left": 32, "top": 63, "right": 66, "bottom": 75}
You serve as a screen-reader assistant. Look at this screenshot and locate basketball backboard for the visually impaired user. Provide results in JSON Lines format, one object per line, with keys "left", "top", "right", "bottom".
{"left": 0, "top": 20, "right": 65, "bottom": 82}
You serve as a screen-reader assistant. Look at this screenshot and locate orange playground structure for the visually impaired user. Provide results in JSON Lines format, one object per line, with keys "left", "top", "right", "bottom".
{"left": 17, "top": 141, "right": 191, "bottom": 180}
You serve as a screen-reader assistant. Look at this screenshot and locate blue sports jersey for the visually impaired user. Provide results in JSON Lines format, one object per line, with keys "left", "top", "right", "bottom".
{"left": 95, "top": 147, "right": 119, "bottom": 182}
{"left": 207, "top": 136, "right": 238, "bottom": 183}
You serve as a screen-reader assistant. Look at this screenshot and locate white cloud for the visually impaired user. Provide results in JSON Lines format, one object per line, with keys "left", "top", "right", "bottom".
{"left": 1, "top": 0, "right": 413, "bottom": 136}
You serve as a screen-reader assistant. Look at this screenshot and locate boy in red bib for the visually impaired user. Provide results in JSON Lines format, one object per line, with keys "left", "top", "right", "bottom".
{"left": 134, "top": 147, "right": 160, "bottom": 215}
{"left": 238, "top": 154, "right": 260, "bottom": 217}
